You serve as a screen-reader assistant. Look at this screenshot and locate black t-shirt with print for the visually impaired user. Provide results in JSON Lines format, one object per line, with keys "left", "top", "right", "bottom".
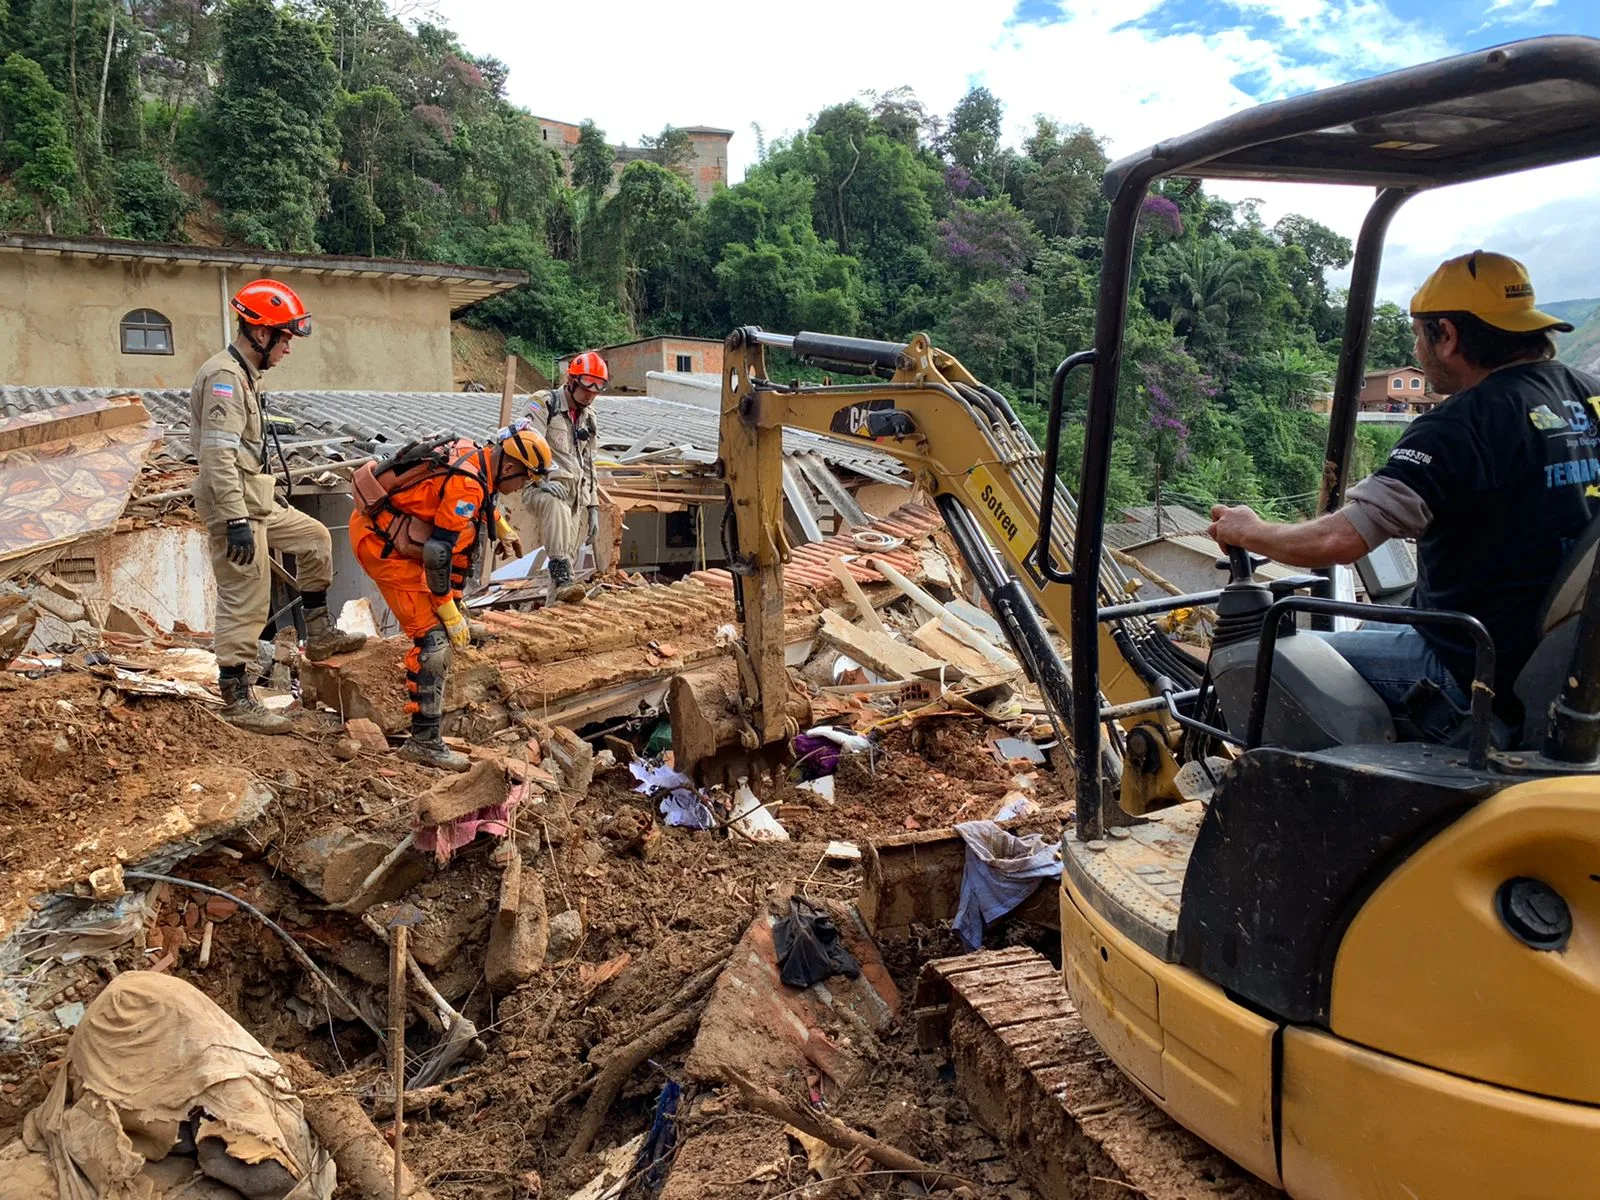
{"left": 1370, "top": 360, "right": 1600, "bottom": 701}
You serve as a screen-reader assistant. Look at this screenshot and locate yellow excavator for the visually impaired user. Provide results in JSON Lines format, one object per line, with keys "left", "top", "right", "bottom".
{"left": 716, "top": 35, "right": 1600, "bottom": 1199}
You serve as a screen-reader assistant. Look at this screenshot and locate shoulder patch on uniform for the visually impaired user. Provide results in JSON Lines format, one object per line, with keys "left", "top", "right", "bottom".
{"left": 453, "top": 500, "right": 478, "bottom": 519}
{"left": 207, "top": 404, "right": 228, "bottom": 420}
{"left": 211, "top": 381, "right": 235, "bottom": 398}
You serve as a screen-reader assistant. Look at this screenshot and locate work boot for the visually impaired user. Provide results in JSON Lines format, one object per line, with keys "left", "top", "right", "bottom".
{"left": 547, "top": 556, "right": 586, "bottom": 605}
{"left": 398, "top": 718, "right": 470, "bottom": 772}
{"left": 218, "top": 670, "right": 291, "bottom": 735}
{"left": 303, "top": 606, "right": 366, "bottom": 661}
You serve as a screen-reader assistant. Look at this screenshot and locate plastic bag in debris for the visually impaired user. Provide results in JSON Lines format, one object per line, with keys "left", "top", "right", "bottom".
{"left": 659, "top": 788, "right": 715, "bottom": 830}
{"left": 632, "top": 1080, "right": 682, "bottom": 1192}
{"left": 952, "top": 820, "right": 1062, "bottom": 951}
{"left": 773, "top": 898, "right": 861, "bottom": 989}
{"left": 0, "top": 972, "right": 334, "bottom": 1200}
{"left": 21, "top": 890, "right": 154, "bottom": 965}
{"left": 728, "top": 780, "right": 789, "bottom": 842}
{"left": 629, "top": 759, "right": 694, "bottom": 795}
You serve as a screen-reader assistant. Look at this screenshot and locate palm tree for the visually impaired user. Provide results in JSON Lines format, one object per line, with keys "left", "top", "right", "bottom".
{"left": 1165, "top": 242, "right": 1259, "bottom": 340}
{"left": 1261, "top": 347, "right": 1332, "bottom": 408}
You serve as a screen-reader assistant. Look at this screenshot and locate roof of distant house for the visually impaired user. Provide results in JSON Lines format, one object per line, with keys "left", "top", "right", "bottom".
{"left": 0, "top": 232, "right": 526, "bottom": 313}
{"left": 572, "top": 335, "right": 727, "bottom": 355}
{"left": 1364, "top": 365, "right": 1425, "bottom": 378}
{"left": 1104, "top": 503, "right": 1211, "bottom": 551}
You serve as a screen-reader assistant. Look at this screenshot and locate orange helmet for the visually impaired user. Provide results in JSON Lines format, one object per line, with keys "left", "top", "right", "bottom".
{"left": 499, "top": 427, "right": 554, "bottom": 475}
{"left": 567, "top": 351, "right": 609, "bottom": 390}
{"left": 231, "top": 279, "right": 312, "bottom": 337}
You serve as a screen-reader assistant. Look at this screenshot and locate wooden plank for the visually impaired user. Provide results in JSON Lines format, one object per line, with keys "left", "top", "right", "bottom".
{"left": 816, "top": 608, "right": 948, "bottom": 682}
{"left": 829, "top": 558, "right": 890, "bottom": 634}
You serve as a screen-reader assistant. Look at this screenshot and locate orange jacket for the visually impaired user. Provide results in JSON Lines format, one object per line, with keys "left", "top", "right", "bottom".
{"left": 372, "top": 439, "right": 493, "bottom": 595}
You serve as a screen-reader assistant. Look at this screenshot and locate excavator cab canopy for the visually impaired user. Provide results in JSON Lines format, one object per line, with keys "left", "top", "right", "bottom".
{"left": 1070, "top": 35, "right": 1600, "bottom": 832}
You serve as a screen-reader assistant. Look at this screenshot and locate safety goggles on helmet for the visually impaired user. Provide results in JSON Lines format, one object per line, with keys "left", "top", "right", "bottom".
{"left": 572, "top": 374, "right": 607, "bottom": 394}
{"left": 284, "top": 315, "right": 313, "bottom": 337}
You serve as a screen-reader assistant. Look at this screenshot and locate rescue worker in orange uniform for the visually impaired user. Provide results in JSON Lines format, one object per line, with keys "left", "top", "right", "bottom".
{"left": 349, "top": 429, "right": 552, "bottom": 770}
{"left": 192, "top": 279, "right": 366, "bottom": 734}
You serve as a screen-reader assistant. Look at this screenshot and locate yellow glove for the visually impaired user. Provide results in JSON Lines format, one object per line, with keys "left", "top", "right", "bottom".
{"left": 493, "top": 512, "right": 523, "bottom": 560}
{"left": 436, "top": 598, "right": 471, "bottom": 650}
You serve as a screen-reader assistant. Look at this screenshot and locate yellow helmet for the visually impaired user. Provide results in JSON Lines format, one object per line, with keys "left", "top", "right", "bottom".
{"left": 498, "top": 427, "right": 553, "bottom": 474}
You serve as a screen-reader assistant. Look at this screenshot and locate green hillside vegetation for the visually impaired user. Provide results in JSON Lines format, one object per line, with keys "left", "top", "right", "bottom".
{"left": 0, "top": 0, "right": 1416, "bottom": 517}
{"left": 1558, "top": 306, "right": 1600, "bottom": 373}
{"left": 1544, "top": 297, "right": 1600, "bottom": 328}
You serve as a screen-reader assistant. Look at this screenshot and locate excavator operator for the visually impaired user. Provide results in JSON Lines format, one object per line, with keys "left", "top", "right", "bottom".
{"left": 1210, "top": 250, "right": 1600, "bottom": 722}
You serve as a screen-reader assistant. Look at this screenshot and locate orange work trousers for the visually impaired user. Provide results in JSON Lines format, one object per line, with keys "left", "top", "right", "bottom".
{"left": 350, "top": 511, "right": 451, "bottom": 714}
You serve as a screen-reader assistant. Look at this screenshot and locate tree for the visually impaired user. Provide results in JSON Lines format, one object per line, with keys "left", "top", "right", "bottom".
{"left": 0, "top": 53, "right": 76, "bottom": 231}
{"left": 941, "top": 86, "right": 1004, "bottom": 191}
{"left": 937, "top": 197, "right": 1039, "bottom": 282}
{"left": 1256, "top": 347, "right": 1331, "bottom": 408}
{"left": 1155, "top": 240, "right": 1260, "bottom": 348}
{"left": 571, "top": 118, "right": 614, "bottom": 209}
{"left": 1367, "top": 300, "right": 1416, "bottom": 370}
{"left": 1015, "top": 118, "right": 1106, "bottom": 237}
{"left": 593, "top": 160, "right": 697, "bottom": 324}
{"left": 112, "top": 156, "right": 189, "bottom": 239}
{"left": 199, "top": 0, "right": 338, "bottom": 250}
{"left": 866, "top": 85, "right": 929, "bottom": 148}
{"left": 640, "top": 124, "right": 692, "bottom": 171}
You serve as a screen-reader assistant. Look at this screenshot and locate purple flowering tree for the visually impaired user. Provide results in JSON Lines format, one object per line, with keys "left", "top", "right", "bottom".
{"left": 936, "top": 199, "right": 1039, "bottom": 281}
{"left": 1138, "top": 194, "right": 1183, "bottom": 239}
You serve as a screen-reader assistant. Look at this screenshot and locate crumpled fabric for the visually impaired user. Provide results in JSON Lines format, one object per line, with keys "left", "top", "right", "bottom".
{"left": 415, "top": 791, "right": 518, "bottom": 863}
{"left": 952, "top": 820, "right": 1062, "bottom": 951}
{"left": 632, "top": 1080, "right": 682, "bottom": 1193}
{"left": 630, "top": 760, "right": 715, "bottom": 829}
{"left": 4, "top": 972, "right": 334, "bottom": 1200}
{"left": 772, "top": 898, "right": 861, "bottom": 989}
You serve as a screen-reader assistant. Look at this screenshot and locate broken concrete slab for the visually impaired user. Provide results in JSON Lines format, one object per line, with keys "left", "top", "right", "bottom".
{"left": 344, "top": 718, "right": 389, "bottom": 754}
{"left": 299, "top": 639, "right": 500, "bottom": 735}
{"left": 485, "top": 852, "right": 548, "bottom": 992}
{"left": 684, "top": 900, "right": 900, "bottom": 1095}
{"left": 537, "top": 724, "right": 593, "bottom": 795}
{"left": 414, "top": 760, "right": 506, "bottom": 827}
{"left": 278, "top": 826, "right": 426, "bottom": 910}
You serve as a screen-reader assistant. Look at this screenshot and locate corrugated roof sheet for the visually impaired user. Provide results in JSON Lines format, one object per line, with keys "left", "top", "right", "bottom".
{"left": 1103, "top": 503, "right": 1211, "bottom": 550}
{"left": 0, "top": 386, "right": 907, "bottom": 481}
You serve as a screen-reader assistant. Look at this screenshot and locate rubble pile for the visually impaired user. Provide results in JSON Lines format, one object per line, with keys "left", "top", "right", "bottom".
{"left": 0, "top": 420, "right": 1073, "bottom": 1198}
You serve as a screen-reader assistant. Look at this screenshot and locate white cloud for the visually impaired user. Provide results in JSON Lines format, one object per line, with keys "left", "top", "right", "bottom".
{"left": 434, "top": 0, "right": 1600, "bottom": 302}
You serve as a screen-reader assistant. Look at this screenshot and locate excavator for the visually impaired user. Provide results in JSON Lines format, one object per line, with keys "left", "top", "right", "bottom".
{"left": 713, "top": 34, "right": 1600, "bottom": 1200}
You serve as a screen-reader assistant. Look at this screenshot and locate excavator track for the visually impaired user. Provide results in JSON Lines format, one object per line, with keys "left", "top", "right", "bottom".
{"left": 914, "top": 947, "right": 1282, "bottom": 1200}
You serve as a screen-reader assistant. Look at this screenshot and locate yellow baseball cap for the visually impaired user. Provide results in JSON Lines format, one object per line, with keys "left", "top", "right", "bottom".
{"left": 1410, "top": 250, "right": 1573, "bottom": 334}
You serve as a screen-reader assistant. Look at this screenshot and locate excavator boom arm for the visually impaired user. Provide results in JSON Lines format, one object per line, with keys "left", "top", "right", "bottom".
{"left": 718, "top": 327, "right": 1200, "bottom": 809}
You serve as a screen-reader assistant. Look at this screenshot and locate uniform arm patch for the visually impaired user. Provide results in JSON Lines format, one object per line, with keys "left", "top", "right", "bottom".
{"left": 453, "top": 500, "right": 478, "bottom": 519}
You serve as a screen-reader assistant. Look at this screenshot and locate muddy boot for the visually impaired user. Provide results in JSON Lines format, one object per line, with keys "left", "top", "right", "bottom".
{"left": 547, "top": 556, "right": 586, "bottom": 604}
{"left": 398, "top": 717, "right": 470, "bottom": 772}
{"left": 397, "top": 629, "right": 469, "bottom": 771}
{"left": 302, "top": 605, "right": 366, "bottom": 662}
{"left": 218, "top": 668, "right": 291, "bottom": 735}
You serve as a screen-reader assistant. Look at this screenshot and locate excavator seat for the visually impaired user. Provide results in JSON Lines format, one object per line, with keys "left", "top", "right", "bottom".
{"left": 1514, "top": 510, "right": 1600, "bottom": 749}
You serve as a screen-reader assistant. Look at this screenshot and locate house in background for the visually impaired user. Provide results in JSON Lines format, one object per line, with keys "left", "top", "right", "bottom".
{"left": 0, "top": 233, "right": 525, "bottom": 393}
{"left": 1359, "top": 365, "right": 1446, "bottom": 414}
{"left": 533, "top": 117, "right": 733, "bottom": 204}
{"left": 561, "top": 336, "right": 725, "bottom": 395}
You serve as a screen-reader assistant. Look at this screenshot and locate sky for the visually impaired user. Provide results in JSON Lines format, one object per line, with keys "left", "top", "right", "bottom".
{"left": 441, "top": 0, "right": 1600, "bottom": 305}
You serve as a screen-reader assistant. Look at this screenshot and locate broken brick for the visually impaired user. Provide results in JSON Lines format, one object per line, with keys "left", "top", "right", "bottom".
{"left": 344, "top": 718, "right": 389, "bottom": 754}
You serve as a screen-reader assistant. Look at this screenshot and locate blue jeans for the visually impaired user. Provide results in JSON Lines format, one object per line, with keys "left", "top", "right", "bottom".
{"left": 1312, "top": 627, "right": 1468, "bottom": 714}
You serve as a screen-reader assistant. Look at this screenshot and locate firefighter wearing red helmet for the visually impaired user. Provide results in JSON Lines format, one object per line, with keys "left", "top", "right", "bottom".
{"left": 497, "top": 350, "right": 608, "bottom": 604}
{"left": 189, "top": 279, "right": 365, "bottom": 733}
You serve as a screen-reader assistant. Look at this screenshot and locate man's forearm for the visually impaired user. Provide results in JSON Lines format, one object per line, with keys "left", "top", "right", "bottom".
{"left": 1239, "top": 511, "right": 1368, "bottom": 568}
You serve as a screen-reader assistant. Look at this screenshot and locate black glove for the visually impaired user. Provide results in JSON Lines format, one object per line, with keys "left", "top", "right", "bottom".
{"left": 225, "top": 519, "right": 255, "bottom": 566}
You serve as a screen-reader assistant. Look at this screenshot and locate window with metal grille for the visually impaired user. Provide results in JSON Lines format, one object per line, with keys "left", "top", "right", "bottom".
{"left": 120, "top": 309, "right": 173, "bottom": 355}
{"left": 1410, "top": 377, "right": 1422, "bottom": 389}
{"left": 675, "top": 353, "right": 693, "bottom": 372}
{"left": 1390, "top": 377, "right": 1404, "bottom": 390}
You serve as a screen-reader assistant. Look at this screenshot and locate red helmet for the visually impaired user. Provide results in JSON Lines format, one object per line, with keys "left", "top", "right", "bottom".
{"left": 231, "top": 279, "right": 312, "bottom": 337}
{"left": 567, "top": 351, "right": 609, "bottom": 390}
